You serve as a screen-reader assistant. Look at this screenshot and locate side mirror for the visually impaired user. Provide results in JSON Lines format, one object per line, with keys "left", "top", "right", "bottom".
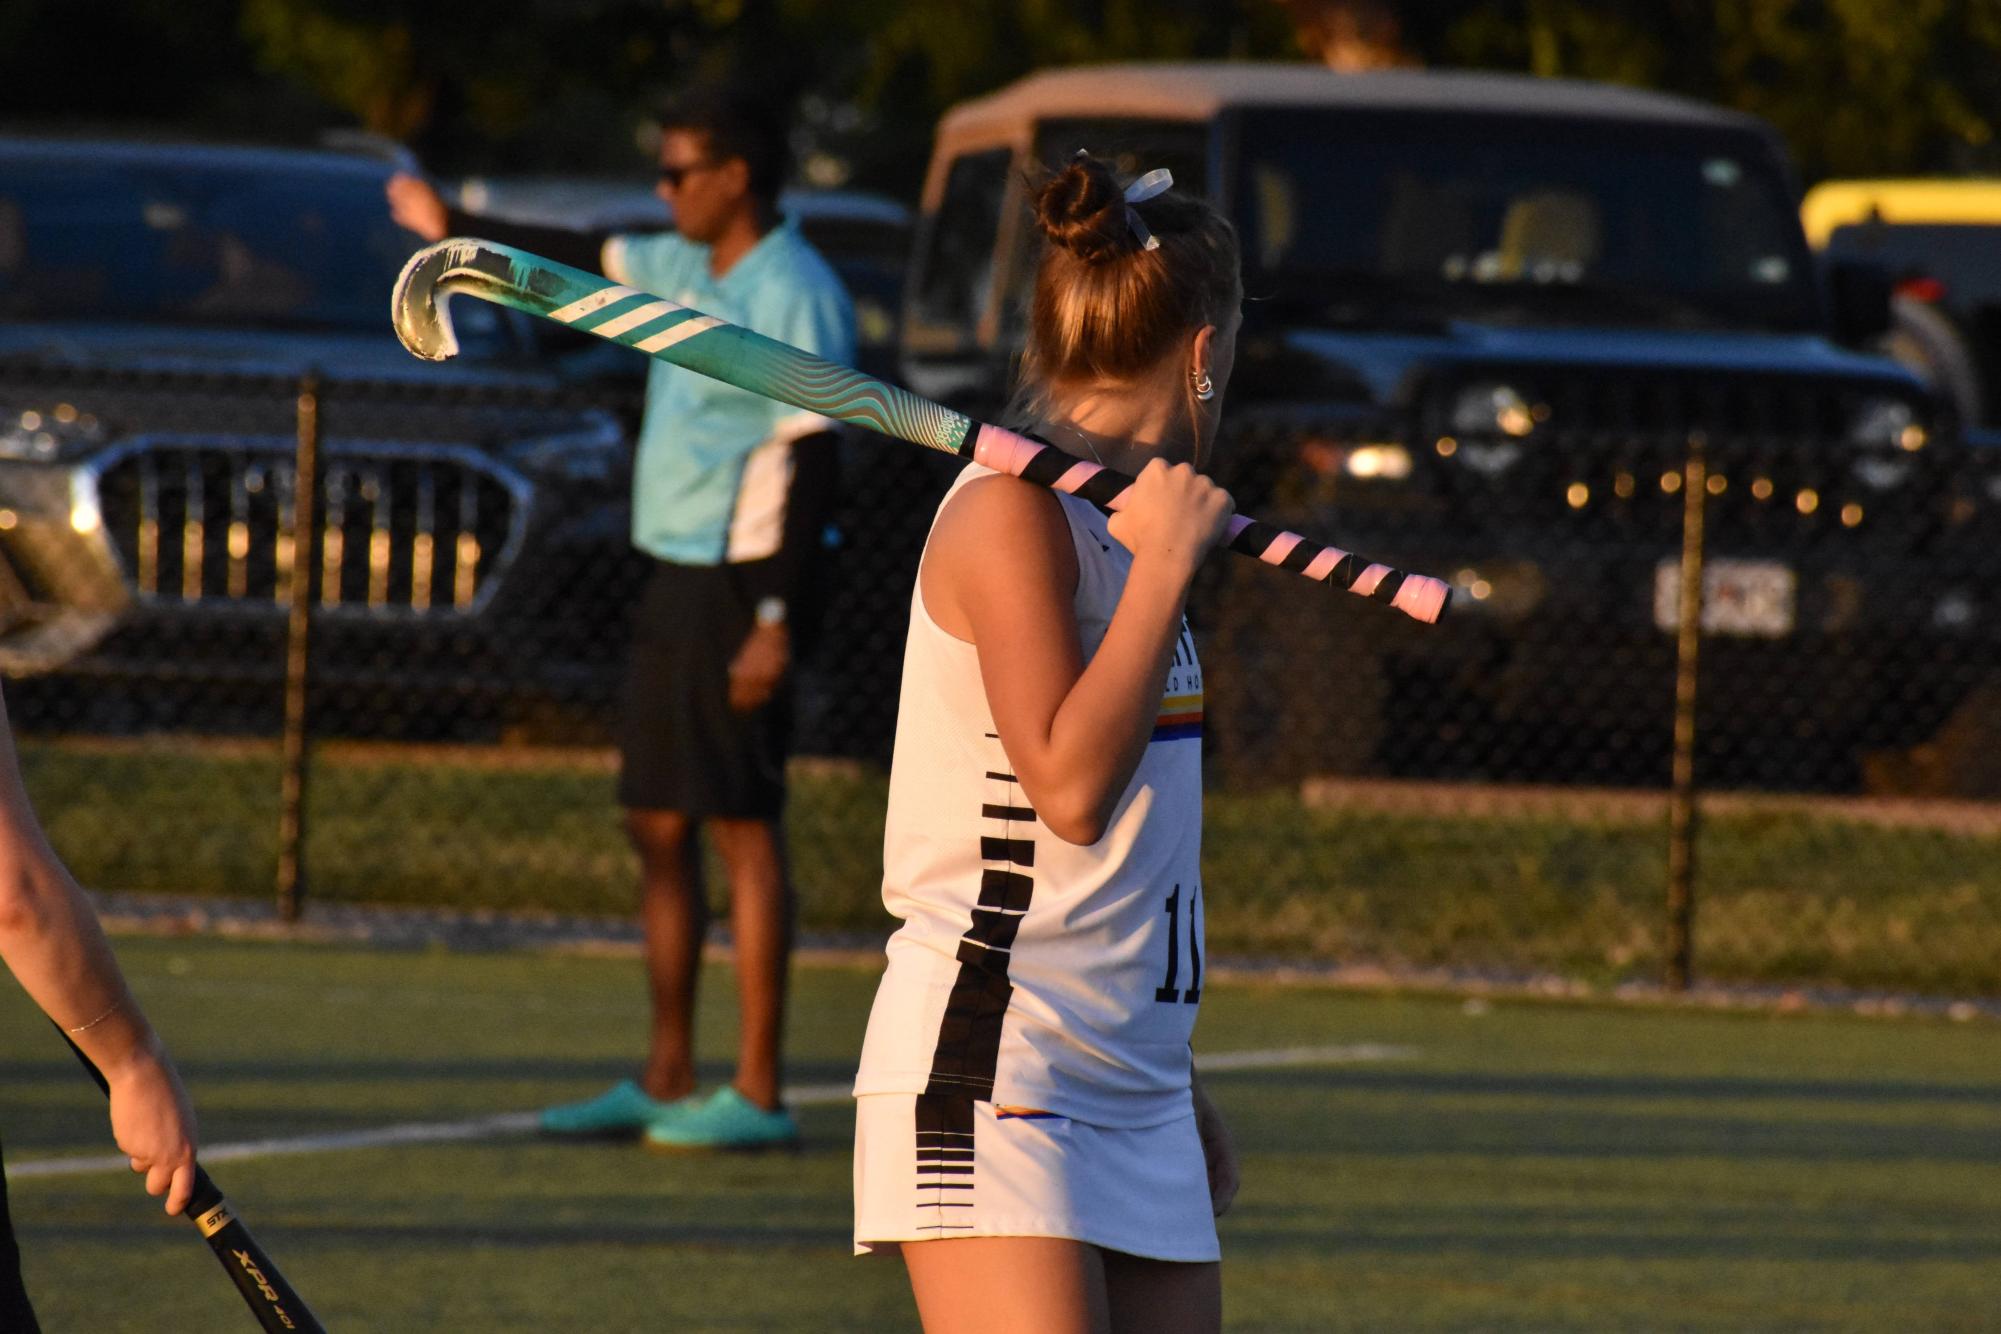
{"left": 1826, "top": 255, "right": 1894, "bottom": 345}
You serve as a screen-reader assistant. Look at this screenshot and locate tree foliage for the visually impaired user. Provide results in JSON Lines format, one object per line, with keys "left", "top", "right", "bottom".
{"left": 1, "top": 1, "right": 1996, "bottom": 189}
{"left": 1436, "top": 0, "right": 2001, "bottom": 179}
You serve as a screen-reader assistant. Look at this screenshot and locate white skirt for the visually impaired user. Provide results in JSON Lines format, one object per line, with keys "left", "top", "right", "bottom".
{"left": 852, "top": 1094, "right": 1221, "bottom": 1262}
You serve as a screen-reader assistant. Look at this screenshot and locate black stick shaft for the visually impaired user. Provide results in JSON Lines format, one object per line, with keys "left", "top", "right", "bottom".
{"left": 56, "top": 1029, "right": 326, "bottom": 1333}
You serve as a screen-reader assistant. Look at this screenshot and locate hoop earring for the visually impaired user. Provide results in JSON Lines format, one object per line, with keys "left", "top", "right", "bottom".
{"left": 1191, "top": 369, "right": 1215, "bottom": 401}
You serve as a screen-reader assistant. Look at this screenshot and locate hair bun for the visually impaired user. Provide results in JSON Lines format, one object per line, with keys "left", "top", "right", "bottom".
{"left": 1035, "top": 152, "right": 1133, "bottom": 266}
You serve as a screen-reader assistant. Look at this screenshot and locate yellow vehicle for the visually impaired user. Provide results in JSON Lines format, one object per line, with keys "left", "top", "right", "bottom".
{"left": 1802, "top": 179, "right": 2001, "bottom": 247}
{"left": 1802, "top": 179, "right": 2001, "bottom": 434}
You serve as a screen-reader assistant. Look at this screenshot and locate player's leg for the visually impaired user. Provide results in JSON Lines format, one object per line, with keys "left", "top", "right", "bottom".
{"left": 708, "top": 815, "right": 792, "bottom": 1111}
{"left": 902, "top": 1236, "right": 1110, "bottom": 1334}
{"left": 625, "top": 806, "right": 705, "bottom": 1102}
{"left": 610, "top": 559, "right": 720, "bottom": 1111}
{"left": 1100, "top": 1249, "right": 1221, "bottom": 1334}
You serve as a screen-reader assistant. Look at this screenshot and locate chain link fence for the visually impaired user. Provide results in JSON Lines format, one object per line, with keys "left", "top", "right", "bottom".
{"left": 2, "top": 359, "right": 1997, "bottom": 998}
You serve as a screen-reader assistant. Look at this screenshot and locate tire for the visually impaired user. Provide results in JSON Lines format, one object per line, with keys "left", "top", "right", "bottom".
{"left": 1878, "top": 295, "right": 1984, "bottom": 430}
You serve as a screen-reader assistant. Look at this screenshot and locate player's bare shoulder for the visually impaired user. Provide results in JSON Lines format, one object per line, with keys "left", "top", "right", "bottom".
{"left": 922, "top": 473, "right": 1079, "bottom": 637}
{"left": 933, "top": 473, "right": 1073, "bottom": 568}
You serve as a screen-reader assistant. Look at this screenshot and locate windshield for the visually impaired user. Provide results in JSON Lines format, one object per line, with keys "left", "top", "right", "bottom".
{"left": 0, "top": 152, "right": 432, "bottom": 332}
{"left": 1232, "top": 110, "right": 1821, "bottom": 333}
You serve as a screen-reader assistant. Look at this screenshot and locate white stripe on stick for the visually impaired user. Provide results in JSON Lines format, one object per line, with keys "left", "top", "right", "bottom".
{"left": 635, "top": 314, "right": 723, "bottom": 353}
{"left": 5, "top": 1043, "right": 1414, "bottom": 1180}
{"left": 591, "top": 299, "right": 685, "bottom": 338}
{"left": 547, "top": 286, "right": 642, "bottom": 324}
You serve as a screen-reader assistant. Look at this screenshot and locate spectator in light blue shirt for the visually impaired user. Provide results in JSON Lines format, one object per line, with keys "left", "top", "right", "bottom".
{"left": 389, "top": 83, "right": 855, "bottom": 1152}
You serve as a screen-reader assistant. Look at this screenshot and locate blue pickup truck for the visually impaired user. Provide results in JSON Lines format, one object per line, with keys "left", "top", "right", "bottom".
{"left": 0, "top": 135, "right": 908, "bottom": 740}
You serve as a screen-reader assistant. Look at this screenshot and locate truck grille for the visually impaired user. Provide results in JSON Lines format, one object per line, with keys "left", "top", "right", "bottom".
{"left": 1415, "top": 370, "right": 1940, "bottom": 553}
{"left": 88, "top": 436, "right": 530, "bottom": 615}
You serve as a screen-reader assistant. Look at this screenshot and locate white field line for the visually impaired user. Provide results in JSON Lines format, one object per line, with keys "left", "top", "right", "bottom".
{"left": 5, "top": 1043, "right": 1416, "bottom": 1182}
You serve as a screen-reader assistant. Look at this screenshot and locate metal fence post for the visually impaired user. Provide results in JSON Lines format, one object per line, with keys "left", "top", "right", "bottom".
{"left": 1665, "top": 429, "right": 1708, "bottom": 990}
{"left": 276, "top": 372, "right": 321, "bottom": 922}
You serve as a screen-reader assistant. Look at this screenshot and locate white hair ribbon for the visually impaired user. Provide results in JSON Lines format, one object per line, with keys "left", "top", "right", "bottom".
{"left": 1123, "top": 168, "right": 1173, "bottom": 251}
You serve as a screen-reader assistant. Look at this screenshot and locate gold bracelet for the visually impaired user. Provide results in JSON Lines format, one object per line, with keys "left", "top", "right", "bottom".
{"left": 65, "top": 997, "right": 123, "bottom": 1035}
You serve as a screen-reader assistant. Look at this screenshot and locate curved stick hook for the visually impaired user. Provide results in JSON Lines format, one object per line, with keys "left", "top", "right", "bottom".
{"left": 392, "top": 238, "right": 582, "bottom": 362}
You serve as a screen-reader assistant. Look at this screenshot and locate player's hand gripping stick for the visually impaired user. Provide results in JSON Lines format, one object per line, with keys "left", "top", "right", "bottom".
{"left": 392, "top": 239, "right": 1450, "bottom": 624}
{"left": 58, "top": 1031, "right": 326, "bottom": 1333}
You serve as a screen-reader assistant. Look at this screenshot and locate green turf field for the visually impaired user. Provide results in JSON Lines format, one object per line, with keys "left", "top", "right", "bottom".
{"left": 4, "top": 936, "right": 1999, "bottom": 1332}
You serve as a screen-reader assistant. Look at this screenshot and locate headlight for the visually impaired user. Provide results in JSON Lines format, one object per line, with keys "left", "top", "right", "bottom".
{"left": 0, "top": 402, "right": 107, "bottom": 463}
{"left": 1299, "top": 440, "right": 1414, "bottom": 483}
{"left": 1451, "top": 382, "right": 1537, "bottom": 438}
{"left": 1848, "top": 397, "right": 1926, "bottom": 452}
{"left": 1343, "top": 443, "right": 1412, "bottom": 480}
{"left": 1848, "top": 397, "right": 1927, "bottom": 490}
{"left": 68, "top": 471, "right": 102, "bottom": 535}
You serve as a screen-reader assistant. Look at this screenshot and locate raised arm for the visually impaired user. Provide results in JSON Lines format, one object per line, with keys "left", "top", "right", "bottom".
{"left": 0, "top": 690, "right": 196, "bottom": 1214}
{"left": 387, "top": 172, "right": 618, "bottom": 275}
{"left": 924, "top": 461, "right": 1233, "bottom": 845}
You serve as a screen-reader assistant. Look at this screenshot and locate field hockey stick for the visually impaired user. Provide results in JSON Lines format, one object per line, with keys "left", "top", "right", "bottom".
{"left": 56, "top": 1030, "right": 326, "bottom": 1333}
{"left": 392, "top": 238, "right": 1451, "bottom": 624}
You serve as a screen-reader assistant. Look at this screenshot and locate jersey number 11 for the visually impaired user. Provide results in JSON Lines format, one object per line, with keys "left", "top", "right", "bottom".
{"left": 1155, "top": 883, "right": 1202, "bottom": 1004}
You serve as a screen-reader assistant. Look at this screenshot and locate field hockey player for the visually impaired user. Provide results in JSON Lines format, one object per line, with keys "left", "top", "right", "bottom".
{"left": 850, "top": 151, "right": 1245, "bottom": 1334}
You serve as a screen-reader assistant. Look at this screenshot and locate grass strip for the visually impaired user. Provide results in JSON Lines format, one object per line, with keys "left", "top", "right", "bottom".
{"left": 22, "top": 738, "right": 2001, "bottom": 994}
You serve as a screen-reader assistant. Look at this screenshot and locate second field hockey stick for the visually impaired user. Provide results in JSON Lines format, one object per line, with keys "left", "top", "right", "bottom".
{"left": 57, "top": 1030, "right": 325, "bottom": 1333}
{"left": 391, "top": 239, "right": 1450, "bottom": 624}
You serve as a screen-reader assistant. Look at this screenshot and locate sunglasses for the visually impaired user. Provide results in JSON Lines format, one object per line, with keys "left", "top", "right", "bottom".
{"left": 656, "top": 160, "right": 714, "bottom": 189}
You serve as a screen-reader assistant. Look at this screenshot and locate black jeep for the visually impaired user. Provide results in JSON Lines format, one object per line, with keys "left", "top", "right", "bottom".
{"left": 902, "top": 64, "right": 1986, "bottom": 790}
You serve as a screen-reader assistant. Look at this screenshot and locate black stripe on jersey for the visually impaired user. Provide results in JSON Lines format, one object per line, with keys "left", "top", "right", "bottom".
{"left": 978, "top": 870, "right": 1034, "bottom": 911}
{"left": 925, "top": 781, "right": 1037, "bottom": 1103}
{"left": 984, "top": 770, "right": 1017, "bottom": 783}
{"left": 925, "top": 952, "right": 1012, "bottom": 1100}
{"left": 982, "top": 803, "right": 1037, "bottom": 823}
{"left": 980, "top": 836, "right": 1036, "bottom": 867}
{"left": 964, "top": 908, "right": 1024, "bottom": 953}
{"left": 953, "top": 938, "right": 1011, "bottom": 973}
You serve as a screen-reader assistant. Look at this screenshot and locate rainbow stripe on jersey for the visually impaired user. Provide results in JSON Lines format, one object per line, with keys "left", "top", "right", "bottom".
{"left": 1153, "top": 692, "right": 1204, "bottom": 742}
{"left": 1153, "top": 622, "right": 1204, "bottom": 742}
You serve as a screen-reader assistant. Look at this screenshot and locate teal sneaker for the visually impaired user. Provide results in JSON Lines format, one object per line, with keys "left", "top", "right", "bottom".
{"left": 643, "top": 1086, "right": 799, "bottom": 1152}
{"left": 539, "top": 1080, "right": 696, "bottom": 1138}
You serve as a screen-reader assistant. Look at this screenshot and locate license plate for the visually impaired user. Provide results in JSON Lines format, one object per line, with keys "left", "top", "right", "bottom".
{"left": 1653, "top": 559, "right": 1795, "bottom": 637}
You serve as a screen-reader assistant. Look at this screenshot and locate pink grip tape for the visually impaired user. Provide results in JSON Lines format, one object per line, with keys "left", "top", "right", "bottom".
{"left": 971, "top": 424, "right": 1049, "bottom": 480}
{"left": 968, "top": 425, "right": 1448, "bottom": 624}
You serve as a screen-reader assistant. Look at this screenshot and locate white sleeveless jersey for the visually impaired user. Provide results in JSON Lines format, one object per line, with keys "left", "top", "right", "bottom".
{"left": 853, "top": 464, "right": 1206, "bottom": 1127}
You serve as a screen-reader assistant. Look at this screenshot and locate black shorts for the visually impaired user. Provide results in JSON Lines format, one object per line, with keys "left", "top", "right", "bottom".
{"left": 0, "top": 1136, "right": 40, "bottom": 1332}
{"left": 616, "top": 558, "right": 791, "bottom": 819}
